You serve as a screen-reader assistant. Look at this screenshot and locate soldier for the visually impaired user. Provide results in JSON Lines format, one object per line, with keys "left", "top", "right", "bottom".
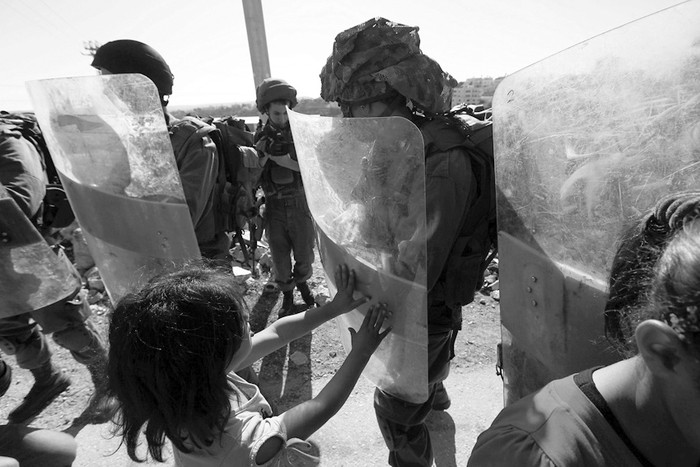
{"left": 0, "top": 115, "right": 114, "bottom": 424}
{"left": 320, "top": 17, "right": 495, "bottom": 466}
{"left": 91, "top": 40, "right": 230, "bottom": 260}
{"left": 254, "top": 78, "right": 316, "bottom": 316}
{"left": 469, "top": 193, "right": 700, "bottom": 467}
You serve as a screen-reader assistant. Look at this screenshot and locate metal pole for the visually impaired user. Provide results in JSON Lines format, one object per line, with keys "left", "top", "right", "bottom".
{"left": 241, "top": 0, "right": 271, "bottom": 90}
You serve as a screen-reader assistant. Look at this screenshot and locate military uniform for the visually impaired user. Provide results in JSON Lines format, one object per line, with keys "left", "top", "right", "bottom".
{"left": 320, "top": 17, "right": 492, "bottom": 466}
{"left": 255, "top": 121, "right": 315, "bottom": 295}
{"left": 0, "top": 130, "right": 110, "bottom": 423}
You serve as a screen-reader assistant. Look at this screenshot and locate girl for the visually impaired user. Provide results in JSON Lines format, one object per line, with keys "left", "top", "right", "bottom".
{"left": 108, "top": 263, "right": 390, "bottom": 466}
{"left": 468, "top": 192, "right": 700, "bottom": 466}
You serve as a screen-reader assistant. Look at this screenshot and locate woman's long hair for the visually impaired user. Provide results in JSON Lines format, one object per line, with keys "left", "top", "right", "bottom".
{"left": 107, "top": 264, "right": 247, "bottom": 462}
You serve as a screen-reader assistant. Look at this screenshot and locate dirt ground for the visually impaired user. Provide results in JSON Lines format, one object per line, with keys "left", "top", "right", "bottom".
{"left": 0, "top": 242, "right": 501, "bottom": 457}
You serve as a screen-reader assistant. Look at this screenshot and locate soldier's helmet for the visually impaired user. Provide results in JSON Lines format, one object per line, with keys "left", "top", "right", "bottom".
{"left": 92, "top": 39, "right": 174, "bottom": 106}
{"left": 319, "top": 17, "right": 457, "bottom": 116}
{"left": 256, "top": 78, "right": 298, "bottom": 113}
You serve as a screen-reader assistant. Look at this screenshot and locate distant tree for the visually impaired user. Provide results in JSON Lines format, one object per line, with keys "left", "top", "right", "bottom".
{"left": 172, "top": 98, "right": 341, "bottom": 119}
{"left": 294, "top": 97, "right": 341, "bottom": 116}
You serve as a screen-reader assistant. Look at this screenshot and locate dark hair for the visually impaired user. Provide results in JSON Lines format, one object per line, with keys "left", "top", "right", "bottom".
{"left": 603, "top": 214, "right": 672, "bottom": 354}
{"left": 651, "top": 221, "right": 700, "bottom": 351}
{"left": 107, "top": 264, "right": 248, "bottom": 462}
{"left": 605, "top": 199, "right": 700, "bottom": 357}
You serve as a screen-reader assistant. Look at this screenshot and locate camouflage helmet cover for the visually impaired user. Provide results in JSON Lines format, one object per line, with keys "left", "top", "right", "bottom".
{"left": 319, "top": 17, "right": 457, "bottom": 114}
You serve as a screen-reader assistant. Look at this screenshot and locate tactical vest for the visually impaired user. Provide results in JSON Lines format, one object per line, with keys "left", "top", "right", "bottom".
{"left": 418, "top": 114, "right": 497, "bottom": 310}
{"left": 256, "top": 124, "right": 304, "bottom": 198}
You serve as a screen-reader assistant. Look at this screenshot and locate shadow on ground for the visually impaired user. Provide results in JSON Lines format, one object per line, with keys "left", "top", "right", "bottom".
{"left": 248, "top": 287, "right": 314, "bottom": 413}
{"left": 427, "top": 410, "right": 457, "bottom": 466}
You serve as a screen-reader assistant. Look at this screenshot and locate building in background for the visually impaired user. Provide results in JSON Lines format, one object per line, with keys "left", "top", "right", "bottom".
{"left": 451, "top": 76, "right": 505, "bottom": 108}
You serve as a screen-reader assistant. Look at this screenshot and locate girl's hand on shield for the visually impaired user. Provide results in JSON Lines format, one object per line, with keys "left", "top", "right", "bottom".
{"left": 349, "top": 303, "right": 392, "bottom": 358}
{"left": 330, "top": 263, "right": 369, "bottom": 315}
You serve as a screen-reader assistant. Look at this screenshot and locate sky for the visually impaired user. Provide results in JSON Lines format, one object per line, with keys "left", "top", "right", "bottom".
{"left": 0, "top": 0, "right": 687, "bottom": 111}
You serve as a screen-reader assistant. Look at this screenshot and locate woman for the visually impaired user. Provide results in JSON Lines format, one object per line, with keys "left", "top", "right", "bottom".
{"left": 468, "top": 192, "right": 700, "bottom": 467}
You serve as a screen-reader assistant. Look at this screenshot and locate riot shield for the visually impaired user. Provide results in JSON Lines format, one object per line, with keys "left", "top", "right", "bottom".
{"left": 0, "top": 187, "right": 80, "bottom": 318}
{"left": 26, "top": 74, "right": 200, "bottom": 304}
{"left": 494, "top": 0, "right": 700, "bottom": 404}
{"left": 288, "top": 109, "right": 429, "bottom": 403}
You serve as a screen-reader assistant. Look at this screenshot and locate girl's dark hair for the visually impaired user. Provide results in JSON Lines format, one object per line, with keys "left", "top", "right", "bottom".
{"left": 107, "top": 263, "right": 248, "bottom": 462}
{"left": 605, "top": 192, "right": 700, "bottom": 357}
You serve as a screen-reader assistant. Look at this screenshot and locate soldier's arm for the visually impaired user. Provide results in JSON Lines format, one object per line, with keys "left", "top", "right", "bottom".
{"left": 0, "top": 136, "right": 46, "bottom": 219}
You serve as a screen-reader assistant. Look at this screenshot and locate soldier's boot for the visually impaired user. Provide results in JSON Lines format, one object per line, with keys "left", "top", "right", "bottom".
{"left": 297, "top": 281, "right": 316, "bottom": 308}
{"left": 8, "top": 360, "right": 71, "bottom": 424}
{"left": 432, "top": 381, "right": 451, "bottom": 411}
{"left": 0, "top": 359, "right": 12, "bottom": 398}
{"left": 279, "top": 290, "right": 295, "bottom": 317}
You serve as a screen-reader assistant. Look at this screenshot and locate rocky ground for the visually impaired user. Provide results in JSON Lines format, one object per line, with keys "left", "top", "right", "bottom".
{"left": 0, "top": 232, "right": 501, "bottom": 462}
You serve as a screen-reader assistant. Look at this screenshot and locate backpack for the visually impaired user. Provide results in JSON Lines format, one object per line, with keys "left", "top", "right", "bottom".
{"left": 197, "top": 115, "right": 264, "bottom": 231}
{"left": 171, "top": 115, "right": 263, "bottom": 263}
{"left": 419, "top": 103, "right": 497, "bottom": 307}
{"left": 0, "top": 111, "right": 75, "bottom": 230}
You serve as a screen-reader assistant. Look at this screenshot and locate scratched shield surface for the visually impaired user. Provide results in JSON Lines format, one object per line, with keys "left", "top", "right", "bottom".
{"left": 288, "top": 109, "right": 429, "bottom": 403}
{"left": 494, "top": 1, "right": 700, "bottom": 282}
{"left": 27, "top": 74, "right": 200, "bottom": 304}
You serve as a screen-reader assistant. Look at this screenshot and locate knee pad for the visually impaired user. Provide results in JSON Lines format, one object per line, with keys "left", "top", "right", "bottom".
{"left": 0, "top": 329, "right": 50, "bottom": 369}
{"left": 53, "top": 323, "right": 100, "bottom": 355}
{"left": 64, "top": 289, "right": 92, "bottom": 320}
{"left": 0, "top": 326, "right": 44, "bottom": 356}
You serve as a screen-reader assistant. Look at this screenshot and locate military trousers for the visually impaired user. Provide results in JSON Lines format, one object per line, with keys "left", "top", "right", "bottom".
{"left": 265, "top": 194, "right": 315, "bottom": 292}
{"left": 374, "top": 324, "right": 454, "bottom": 467}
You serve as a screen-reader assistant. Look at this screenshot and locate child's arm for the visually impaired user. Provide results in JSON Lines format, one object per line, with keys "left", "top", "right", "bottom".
{"left": 236, "top": 264, "right": 368, "bottom": 370}
{"left": 255, "top": 303, "right": 392, "bottom": 464}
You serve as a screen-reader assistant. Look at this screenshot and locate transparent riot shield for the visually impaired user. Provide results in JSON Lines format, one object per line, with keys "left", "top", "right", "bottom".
{"left": 494, "top": 0, "right": 700, "bottom": 404}
{"left": 288, "top": 109, "right": 429, "bottom": 403}
{"left": 26, "top": 74, "right": 200, "bottom": 304}
{"left": 0, "top": 188, "right": 80, "bottom": 318}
